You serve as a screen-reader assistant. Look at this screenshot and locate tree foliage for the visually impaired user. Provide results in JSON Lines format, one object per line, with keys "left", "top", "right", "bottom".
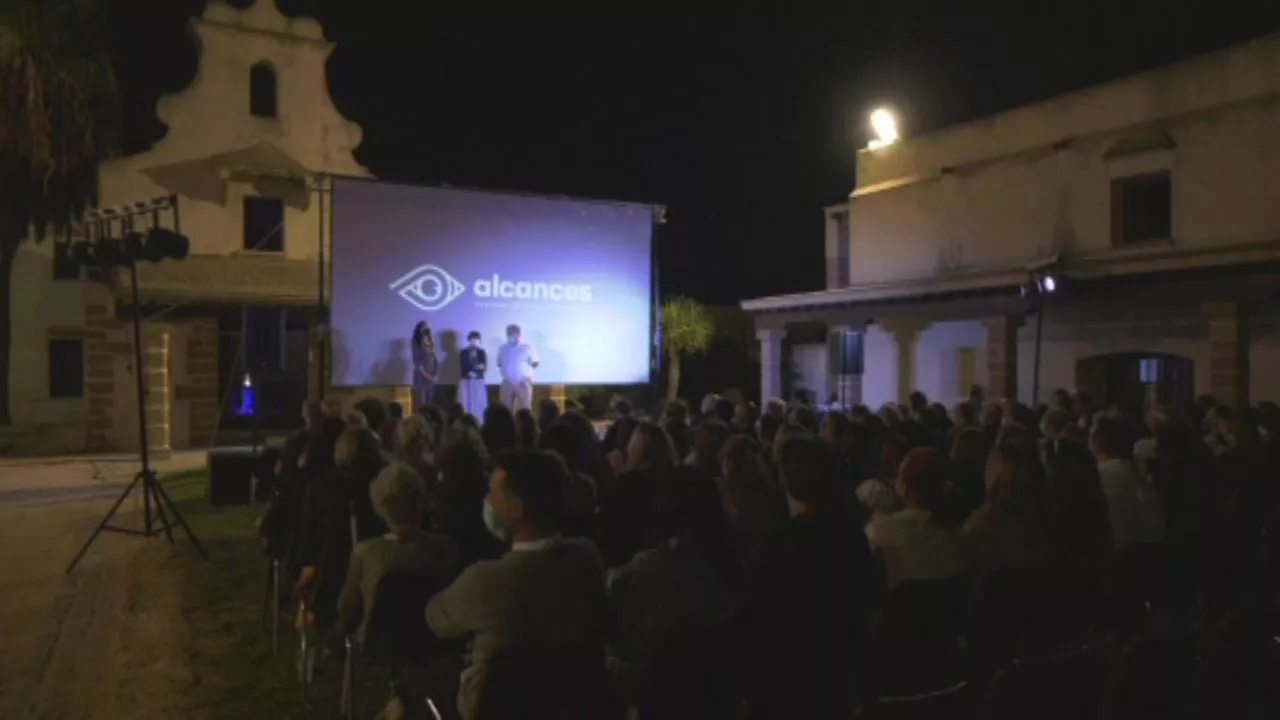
{"left": 0, "top": 0, "right": 118, "bottom": 245}
{"left": 0, "top": 0, "right": 118, "bottom": 427}
{"left": 660, "top": 297, "right": 714, "bottom": 400}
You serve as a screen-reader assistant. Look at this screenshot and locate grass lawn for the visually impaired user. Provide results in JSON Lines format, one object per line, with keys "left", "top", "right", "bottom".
{"left": 164, "top": 471, "right": 388, "bottom": 719}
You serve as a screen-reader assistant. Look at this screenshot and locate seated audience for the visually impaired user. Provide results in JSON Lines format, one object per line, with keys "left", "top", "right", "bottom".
{"left": 337, "top": 463, "right": 458, "bottom": 643}
{"left": 718, "top": 434, "right": 787, "bottom": 549}
{"left": 514, "top": 408, "right": 539, "bottom": 449}
{"left": 1091, "top": 415, "right": 1165, "bottom": 551}
{"left": 963, "top": 425, "right": 1051, "bottom": 575}
{"left": 740, "top": 435, "right": 872, "bottom": 718}
{"left": 610, "top": 467, "right": 738, "bottom": 697}
{"left": 426, "top": 451, "right": 607, "bottom": 720}
{"left": 866, "top": 447, "right": 965, "bottom": 590}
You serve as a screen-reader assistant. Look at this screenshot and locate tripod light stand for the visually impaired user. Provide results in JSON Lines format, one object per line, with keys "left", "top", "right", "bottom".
{"left": 64, "top": 197, "right": 208, "bottom": 574}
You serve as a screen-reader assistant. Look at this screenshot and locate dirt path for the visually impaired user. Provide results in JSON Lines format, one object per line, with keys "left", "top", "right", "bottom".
{"left": 0, "top": 498, "right": 205, "bottom": 720}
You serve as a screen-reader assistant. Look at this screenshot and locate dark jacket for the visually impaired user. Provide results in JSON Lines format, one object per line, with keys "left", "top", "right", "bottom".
{"left": 460, "top": 347, "right": 488, "bottom": 380}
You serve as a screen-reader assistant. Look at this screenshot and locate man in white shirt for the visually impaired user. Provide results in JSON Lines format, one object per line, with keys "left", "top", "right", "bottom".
{"left": 496, "top": 324, "right": 538, "bottom": 411}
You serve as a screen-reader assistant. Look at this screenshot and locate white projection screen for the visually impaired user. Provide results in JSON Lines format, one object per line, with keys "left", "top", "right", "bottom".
{"left": 329, "top": 177, "right": 655, "bottom": 387}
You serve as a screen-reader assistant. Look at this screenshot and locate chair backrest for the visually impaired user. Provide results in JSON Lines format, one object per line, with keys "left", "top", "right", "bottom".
{"left": 640, "top": 622, "right": 739, "bottom": 718}
{"left": 873, "top": 575, "right": 972, "bottom": 694}
{"left": 475, "top": 645, "right": 609, "bottom": 720}
{"left": 361, "top": 570, "right": 449, "bottom": 667}
{"left": 1107, "top": 631, "right": 1202, "bottom": 720}
{"left": 983, "top": 643, "right": 1108, "bottom": 720}
{"left": 856, "top": 680, "right": 974, "bottom": 720}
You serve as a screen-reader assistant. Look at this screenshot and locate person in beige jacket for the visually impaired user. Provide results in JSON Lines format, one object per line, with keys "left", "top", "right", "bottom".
{"left": 426, "top": 450, "right": 606, "bottom": 720}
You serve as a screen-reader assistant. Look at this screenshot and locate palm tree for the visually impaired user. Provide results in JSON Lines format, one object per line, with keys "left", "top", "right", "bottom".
{"left": 0, "top": 0, "right": 118, "bottom": 427}
{"left": 660, "top": 296, "right": 714, "bottom": 402}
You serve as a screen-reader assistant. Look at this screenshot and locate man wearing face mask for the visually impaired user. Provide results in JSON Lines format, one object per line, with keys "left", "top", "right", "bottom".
{"left": 496, "top": 323, "right": 538, "bottom": 411}
{"left": 426, "top": 450, "right": 608, "bottom": 719}
{"left": 459, "top": 330, "right": 488, "bottom": 421}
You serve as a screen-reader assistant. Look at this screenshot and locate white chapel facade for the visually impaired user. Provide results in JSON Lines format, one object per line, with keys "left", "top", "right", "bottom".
{"left": 8, "top": 0, "right": 373, "bottom": 455}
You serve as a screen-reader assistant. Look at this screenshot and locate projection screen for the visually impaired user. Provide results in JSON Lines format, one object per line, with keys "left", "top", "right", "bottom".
{"left": 329, "top": 177, "right": 655, "bottom": 387}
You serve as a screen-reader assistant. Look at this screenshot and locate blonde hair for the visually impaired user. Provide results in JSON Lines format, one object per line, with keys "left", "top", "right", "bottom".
{"left": 397, "top": 415, "right": 434, "bottom": 457}
{"left": 370, "top": 463, "right": 426, "bottom": 528}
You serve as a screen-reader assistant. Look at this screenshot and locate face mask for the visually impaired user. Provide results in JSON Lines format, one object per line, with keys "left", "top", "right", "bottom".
{"left": 483, "top": 498, "right": 508, "bottom": 542}
{"left": 508, "top": 336, "right": 519, "bottom": 346}
{"left": 470, "top": 339, "right": 480, "bottom": 348}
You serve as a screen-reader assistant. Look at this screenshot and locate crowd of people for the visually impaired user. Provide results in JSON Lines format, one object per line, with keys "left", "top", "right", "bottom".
{"left": 259, "top": 386, "right": 1280, "bottom": 719}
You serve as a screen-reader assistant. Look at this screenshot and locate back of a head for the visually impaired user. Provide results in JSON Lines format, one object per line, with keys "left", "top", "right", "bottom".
{"left": 371, "top": 462, "right": 427, "bottom": 528}
{"left": 387, "top": 401, "right": 405, "bottom": 420}
{"left": 987, "top": 424, "right": 1047, "bottom": 509}
{"left": 438, "top": 425, "right": 489, "bottom": 490}
{"left": 494, "top": 450, "right": 570, "bottom": 533}
{"left": 908, "top": 390, "right": 928, "bottom": 412}
{"left": 538, "top": 398, "right": 561, "bottom": 427}
{"left": 628, "top": 420, "right": 678, "bottom": 473}
{"left": 764, "top": 397, "right": 787, "bottom": 419}
{"left": 954, "top": 401, "right": 978, "bottom": 426}
{"left": 614, "top": 399, "right": 633, "bottom": 417}
{"left": 950, "top": 427, "right": 988, "bottom": 473}
{"left": 898, "top": 446, "right": 948, "bottom": 511}
{"left": 772, "top": 421, "right": 809, "bottom": 463}
{"left": 664, "top": 419, "right": 693, "bottom": 463}
{"left": 1090, "top": 414, "right": 1132, "bottom": 459}
{"left": 700, "top": 393, "right": 720, "bottom": 416}
{"left": 664, "top": 399, "right": 688, "bottom": 423}
{"left": 788, "top": 405, "right": 818, "bottom": 433}
{"left": 758, "top": 413, "right": 783, "bottom": 445}
{"left": 1040, "top": 406, "right": 1072, "bottom": 439}
{"left": 541, "top": 422, "right": 588, "bottom": 474}
{"left": 482, "top": 404, "right": 518, "bottom": 452}
{"left": 821, "top": 410, "right": 853, "bottom": 444}
{"left": 515, "top": 408, "right": 539, "bottom": 449}
{"left": 354, "top": 397, "right": 388, "bottom": 432}
{"left": 397, "top": 414, "right": 434, "bottom": 457}
{"left": 713, "top": 397, "right": 736, "bottom": 423}
{"left": 777, "top": 434, "right": 840, "bottom": 509}
{"left": 692, "top": 419, "right": 732, "bottom": 469}
{"left": 653, "top": 465, "right": 729, "bottom": 545}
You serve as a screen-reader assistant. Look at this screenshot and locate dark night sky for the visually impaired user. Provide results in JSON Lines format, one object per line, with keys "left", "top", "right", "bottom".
{"left": 107, "top": 2, "right": 1279, "bottom": 304}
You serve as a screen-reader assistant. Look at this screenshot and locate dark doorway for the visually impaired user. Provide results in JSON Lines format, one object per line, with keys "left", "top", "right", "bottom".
{"left": 1075, "top": 352, "right": 1194, "bottom": 417}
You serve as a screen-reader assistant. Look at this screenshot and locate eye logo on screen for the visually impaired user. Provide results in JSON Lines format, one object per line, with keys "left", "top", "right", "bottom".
{"left": 388, "top": 264, "right": 467, "bottom": 312}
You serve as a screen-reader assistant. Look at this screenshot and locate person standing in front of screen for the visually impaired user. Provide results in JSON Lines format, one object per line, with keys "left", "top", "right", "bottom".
{"left": 497, "top": 324, "right": 538, "bottom": 411}
{"left": 411, "top": 321, "right": 440, "bottom": 413}
{"left": 459, "top": 330, "right": 488, "bottom": 420}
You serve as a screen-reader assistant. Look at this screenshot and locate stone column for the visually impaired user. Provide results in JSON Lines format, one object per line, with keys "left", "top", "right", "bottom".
{"left": 185, "top": 319, "right": 219, "bottom": 447}
{"left": 829, "top": 324, "right": 864, "bottom": 407}
{"left": 984, "top": 315, "right": 1022, "bottom": 404}
{"left": 83, "top": 300, "right": 119, "bottom": 451}
{"left": 143, "top": 326, "right": 172, "bottom": 460}
{"left": 880, "top": 317, "right": 930, "bottom": 405}
{"left": 1203, "top": 301, "right": 1249, "bottom": 407}
{"left": 756, "top": 328, "right": 786, "bottom": 403}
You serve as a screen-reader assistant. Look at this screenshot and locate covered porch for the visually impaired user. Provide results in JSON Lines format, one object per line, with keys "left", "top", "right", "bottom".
{"left": 742, "top": 248, "right": 1280, "bottom": 412}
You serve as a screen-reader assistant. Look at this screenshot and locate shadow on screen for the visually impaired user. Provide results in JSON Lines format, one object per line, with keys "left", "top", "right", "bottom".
{"left": 369, "top": 338, "right": 410, "bottom": 386}
{"left": 331, "top": 327, "right": 352, "bottom": 388}
{"left": 529, "top": 330, "right": 565, "bottom": 381}
{"left": 438, "top": 330, "right": 460, "bottom": 384}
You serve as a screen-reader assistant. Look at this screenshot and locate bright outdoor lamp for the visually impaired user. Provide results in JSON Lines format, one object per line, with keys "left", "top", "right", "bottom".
{"left": 868, "top": 108, "right": 899, "bottom": 149}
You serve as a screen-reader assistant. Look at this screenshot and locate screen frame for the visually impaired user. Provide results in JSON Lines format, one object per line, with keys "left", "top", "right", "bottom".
{"left": 323, "top": 174, "right": 659, "bottom": 389}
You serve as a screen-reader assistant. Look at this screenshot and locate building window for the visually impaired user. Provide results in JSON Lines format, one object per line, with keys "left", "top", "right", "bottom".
{"left": 48, "top": 338, "right": 84, "bottom": 398}
{"left": 1112, "top": 171, "right": 1171, "bottom": 245}
{"left": 243, "top": 196, "right": 284, "bottom": 252}
{"left": 52, "top": 241, "right": 80, "bottom": 280}
{"left": 249, "top": 63, "right": 277, "bottom": 118}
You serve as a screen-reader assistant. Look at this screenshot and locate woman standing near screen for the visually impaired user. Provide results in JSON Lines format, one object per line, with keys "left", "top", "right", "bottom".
{"left": 411, "top": 321, "right": 440, "bottom": 412}
{"left": 459, "top": 330, "right": 488, "bottom": 420}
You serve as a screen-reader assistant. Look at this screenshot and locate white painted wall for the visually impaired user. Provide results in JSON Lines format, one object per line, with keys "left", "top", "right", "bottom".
{"left": 861, "top": 325, "right": 898, "bottom": 409}
{"left": 790, "top": 343, "right": 830, "bottom": 404}
{"left": 843, "top": 36, "right": 1280, "bottom": 287}
{"left": 7, "top": 0, "right": 368, "bottom": 453}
